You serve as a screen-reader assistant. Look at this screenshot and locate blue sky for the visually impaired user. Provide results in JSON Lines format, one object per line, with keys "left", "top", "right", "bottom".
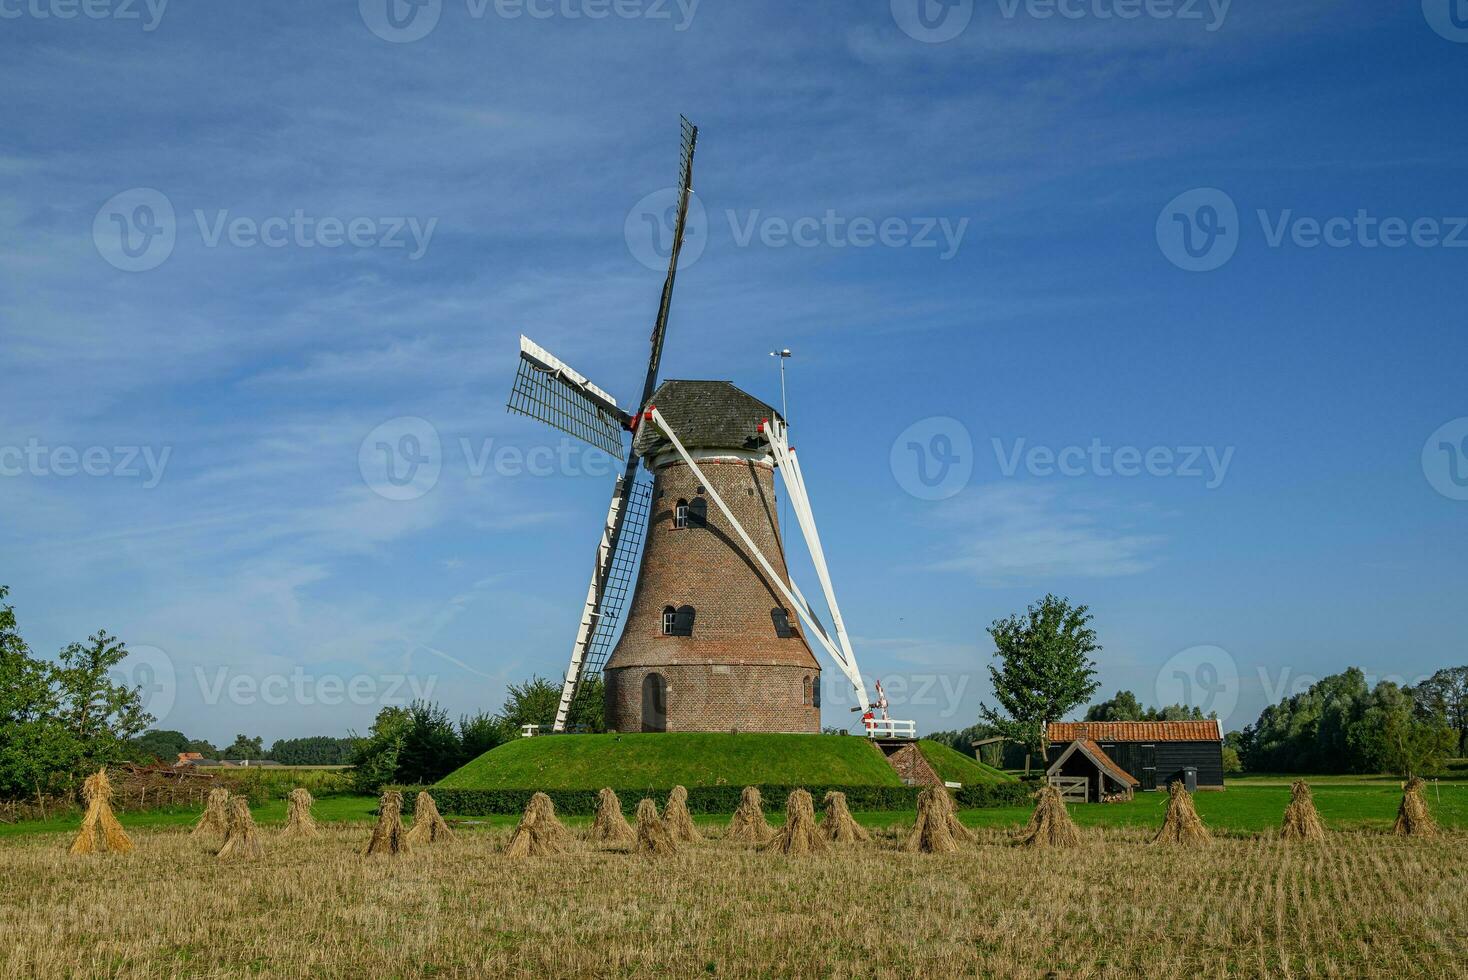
{"left": 2, "top": 0, "right": 1465, "bottom": 745}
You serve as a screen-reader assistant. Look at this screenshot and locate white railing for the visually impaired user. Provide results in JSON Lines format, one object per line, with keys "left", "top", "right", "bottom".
{"left": 865, "top": 719, "right": 916, "bottom": 740}
{"left": 521, "top": 724, "right": 542, "bottom": 738}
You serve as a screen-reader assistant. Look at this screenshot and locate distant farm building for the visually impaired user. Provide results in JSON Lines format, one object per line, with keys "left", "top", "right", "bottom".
{"left": 1044, "top": 721, "right": 1226, "bottom": 802}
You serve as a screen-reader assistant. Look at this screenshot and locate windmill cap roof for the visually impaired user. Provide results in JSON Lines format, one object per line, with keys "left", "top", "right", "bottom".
{"left": 635, "top": 380, "right": 781, "bottom": 458}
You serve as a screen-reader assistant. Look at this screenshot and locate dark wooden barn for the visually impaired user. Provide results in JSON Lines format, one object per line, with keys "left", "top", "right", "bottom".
{"left": 1045, "top": 721, "right": 1226, "bottom": 800}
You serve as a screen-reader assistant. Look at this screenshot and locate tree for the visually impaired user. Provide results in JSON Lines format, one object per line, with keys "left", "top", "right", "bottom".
{"left": 458, "top": 711, "right": 505, "bottom": 763}
{"left": 498, "top": 675, "right": 604, "bottom": 735}
{"left": 349, "top": 707, "right": 411, "bottom": 794}
{"left": 130, "top": 729, "right": 191, "bottom": 763}
{"left": 1352, "top": 682, "right": 1457, "bottom": 778}
{"left": 980, "top": 595, "right": 1101, "bottom": 773}
{"left": 184, "top": 738, "right": 219, "bottom": 758}
{"left": 52, "top": 631, "right": 153, "bottom": 775}
{"left": 268, "top": 736, "right": 357, "bottom": 766}
{"left": 1415, "top": 667, "right": 1468, "bottom": 755}
{"left": 220, "top": 734, "right": 266, "bottom": 761}
{"left": 1085, "top": 690, "right": 1144, "bottom": 721}
{"left": 0, "top": 589, "right": 151, "bottom": 799}
{"left": 394, "top": 701, "right": 462, "bottom": 785}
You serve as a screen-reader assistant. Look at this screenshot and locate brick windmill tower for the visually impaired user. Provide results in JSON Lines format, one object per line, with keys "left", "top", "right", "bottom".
{"left": 602, "top": 379, "right": 821, "bottom": 733}
{"left": 505, "top": 118, "right": 891, "bottom": 737}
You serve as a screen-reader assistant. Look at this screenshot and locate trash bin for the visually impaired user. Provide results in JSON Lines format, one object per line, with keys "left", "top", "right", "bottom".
{"left": 1183, "top": 766, "right": 1198, "bottom": 793}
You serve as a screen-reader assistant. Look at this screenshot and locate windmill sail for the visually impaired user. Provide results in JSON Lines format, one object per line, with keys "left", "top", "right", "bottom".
{"left": 508, "top": 336, "right": 630, "bottom": 459}
{"left": 549, "top": 116, "right": 699, "bottom": 733}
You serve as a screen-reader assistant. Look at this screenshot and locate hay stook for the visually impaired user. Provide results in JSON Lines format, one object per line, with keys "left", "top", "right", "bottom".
{"left": 1392, "top": 777, "right": 1438, "bottom": 837}
{"left": 191, "top": 787, "right": 231, "bottom": 840}
{"left": 590, "top": 787, "right": 636, "bottom": 845}
{"left": 725, "top": 786, "right": 774, "bottom": 845}
{"left": 635, "top": 798, "right": 678, "bottom": 856}
{"left": 216, "top": 796, "right": 265, "bottom": 859}
{"left": 821, "top": 791, "right": 869, "bottom": 844}
{"left": 282, "top": 787, "right": 320, "bottom": 839}
{"left": 405, "top": 791, "right": 453, "bottom": 846}
{"left": 762, "top": 788, "right": 826, "bottom": 856}
{"left": 505, "top": 792, "right": 574, "bottom": 858}
{"left": 662, "top": 785, "right": 702, "bottom": 843}
{"left": 903, "top": 785, "right": 959, "bottom": 854}
{"left": 1151, "top": 780, "right": 1210, "bottom": 846}
{"left": 69, "top": 768, "right": 134, "bottom": 856}
{"left": 364, "top": 790, "right": 412, "bottom": 856}
{"left": 1016, "top": 783, "right": 1081, "bottom": 848}
{"left": 1280, "top": 780, "right": 1326, "bottom": 841}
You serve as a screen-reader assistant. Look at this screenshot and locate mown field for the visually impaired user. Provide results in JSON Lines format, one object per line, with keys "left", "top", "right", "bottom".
{"left": 1, "top": 813, "right": 1463, "bottom": 978}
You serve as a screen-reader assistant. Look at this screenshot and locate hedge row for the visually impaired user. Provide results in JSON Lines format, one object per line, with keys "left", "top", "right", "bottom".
{"left": 391, "top": 779, "right": 1036, "bottom": 816}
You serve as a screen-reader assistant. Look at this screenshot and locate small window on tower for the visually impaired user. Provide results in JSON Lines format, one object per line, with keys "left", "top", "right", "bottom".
{"left": 771, "top": 608, "right": 796, "bottom": 638}
{"left": 688, "top": 497, "right": 708, "bottom": 528}
{"left": 674, "top": 500, "right": 689, "bottom": 529}
{"left": 663, "top": 605, "right": 695, "bottom": 637}
{"left": 802, "top": 676, "right": 812, "bottom": 706}
{"left": 813, "top": 678, "right": 821, "bottom": 708}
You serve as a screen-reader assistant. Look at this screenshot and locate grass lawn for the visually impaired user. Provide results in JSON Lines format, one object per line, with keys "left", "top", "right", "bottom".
{"left": 915, "top": 739, "right": 1015, "bottom": 785}
{"left": 437, "top": 732, "right": 904, "bottom": 790}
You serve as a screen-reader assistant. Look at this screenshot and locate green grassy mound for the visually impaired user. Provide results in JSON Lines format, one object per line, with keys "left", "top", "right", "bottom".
{"left": 437, "top": 732, "right": 904, "bottom": 791}
{"left": 917, "top": 740, "right": 1017, "bottom": 786}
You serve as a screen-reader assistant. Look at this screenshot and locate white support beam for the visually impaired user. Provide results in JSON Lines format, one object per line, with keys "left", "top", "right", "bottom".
{"left": 646, "top": 408, "right": 870, "bottom": 712}
{"left": 764, "top": 418, "right": 862, "bottom": 683}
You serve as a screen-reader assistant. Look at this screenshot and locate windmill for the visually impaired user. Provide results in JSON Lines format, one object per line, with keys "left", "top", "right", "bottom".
{"left": 507, "top": 118, "right": 908, "bottom": 738}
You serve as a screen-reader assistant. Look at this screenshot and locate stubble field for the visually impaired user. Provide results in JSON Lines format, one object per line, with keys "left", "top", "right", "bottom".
{"left": 1, "top": 819, "right": 1464, "bottom": 979}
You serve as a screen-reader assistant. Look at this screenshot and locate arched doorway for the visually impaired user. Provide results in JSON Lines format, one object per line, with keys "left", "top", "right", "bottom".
{"left": 641, "top": 672, "right": 667, "bottom": 732}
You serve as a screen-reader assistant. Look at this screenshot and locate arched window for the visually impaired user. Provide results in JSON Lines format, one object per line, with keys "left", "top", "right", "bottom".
{"left": 662, "top": 605, "right": 695, "bottom": 637}
{"left": 771, "top": 608, "right": 796, "bottom": 638}
{"left": 642, "top": 673, "right": 667, "bottom": 732}
{"left": 674, "top": 499, "right": 689, "bottom": 529}
{"left": 802, "top": 675, "right": 813, "bottom": 706}
{"left": 688, "top": 497, "right": 708, "bottom": 528}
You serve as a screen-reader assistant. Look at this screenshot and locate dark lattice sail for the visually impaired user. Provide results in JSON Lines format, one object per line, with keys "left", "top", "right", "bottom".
{"left": 508, "top": 336, "right": 629, "bottom": 460}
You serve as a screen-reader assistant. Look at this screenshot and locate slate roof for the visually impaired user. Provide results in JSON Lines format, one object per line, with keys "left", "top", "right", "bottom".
{"left": 1047, "top": 720, "right": 1222, "bottom": 743}
{"left": 634, "top": 380, "right": 781, "bottom": 458}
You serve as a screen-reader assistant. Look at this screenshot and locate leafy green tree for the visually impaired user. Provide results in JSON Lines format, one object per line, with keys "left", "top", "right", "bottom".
{"left": 52, "top": 631, "right": 153, "bottom": 775}
{"left": 979, "top": 595, "right": 1101, "bottom": 773}
{"left": 349, "top": 707, "right": 411, "bottom": 794}
{"left": 1352, "top": 682, "right": 1457, "bottom": 777}
{"left": 130, "top": 729, "right": 191, "bottom": 763}
{"left": 184, "top": 738, "right": 218, "bottom": 758}
{"left": 0, "top": 589, "right": 151, "bottom": 798}
{"left": 498, "top": 675, "right": 604, "bottom": 734}
{"left": 458, "top": 710, "right": 505, "bottom": 763}
{"left": 1085, "top": 690, "right": 1144, "bottom": 721}
{"left": 1415, "top": 667, "right": 1468, "bottom": 755}
{"left": 1221, "top": 745, "right": 1243, "bottom": 774}
{"left": 395, "top": 701, "right": 462, "bottom": 785}
{"left": 267, "top": 735, "right": 357, "bottom": 766}
{"left": 220, "top": 734, "right": 266, "bottom": 761}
